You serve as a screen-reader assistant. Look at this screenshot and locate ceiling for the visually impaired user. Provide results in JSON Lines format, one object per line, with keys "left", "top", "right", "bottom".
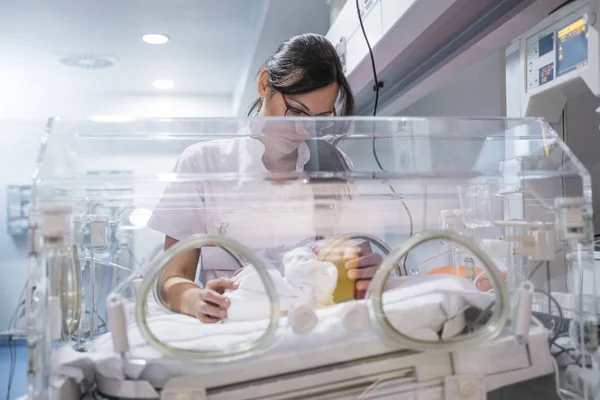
{"left": 0, "top": 0, "right": 269, "bottom": 97}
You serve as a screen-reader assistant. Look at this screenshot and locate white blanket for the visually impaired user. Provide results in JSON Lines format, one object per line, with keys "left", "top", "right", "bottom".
{"left": 53, "top": 275, "right": 494, "bottom": 390}
{"left": 226, "top": 247, "right": 338, "bottom": 321}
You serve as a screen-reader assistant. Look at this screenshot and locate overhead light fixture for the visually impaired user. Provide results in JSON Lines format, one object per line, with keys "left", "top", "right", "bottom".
{"left": 158, "top": 173, "right": 177, "bottom": 182}
{"left": 89, "top": 115, "right": 136, "bottom": 123}
{"left": 128, "top": 208, "right": 152, "bottom": 228}
{"left": 152, "top": 134, "right": 176, "bottom": 140}
{"left": 153, "top": 79, "right": 175, "bottom": 90}
{"left": 142, "top": 34, "right": 169, "bottom": 45}
{"left": 59, "top": 54, "right": 117, "bottom": 70}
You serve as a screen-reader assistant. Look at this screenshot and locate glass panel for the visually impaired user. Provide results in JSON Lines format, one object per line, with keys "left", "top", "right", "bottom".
{"left": 28, "top": 116, "right": 596, "bottom": 399}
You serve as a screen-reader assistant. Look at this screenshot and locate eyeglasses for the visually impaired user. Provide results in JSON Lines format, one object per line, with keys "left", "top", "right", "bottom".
{"left": 281, "top": 93, "right": 336, "bottom": 132}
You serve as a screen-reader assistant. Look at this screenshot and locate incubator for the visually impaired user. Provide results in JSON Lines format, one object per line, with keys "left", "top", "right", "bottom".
{"left": 25, "top": 116, "right": 595, "bottom": 399}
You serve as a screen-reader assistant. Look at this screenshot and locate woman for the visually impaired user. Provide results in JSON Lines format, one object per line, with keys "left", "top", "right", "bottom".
{"left": 147, "top": 33, "right": 382, "bottom": 323}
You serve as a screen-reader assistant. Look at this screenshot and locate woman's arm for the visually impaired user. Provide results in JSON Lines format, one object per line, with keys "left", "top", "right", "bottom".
{"left": 159, "top": 235, "right": 239, "bottom": 322}
{"left": 159, "top": 235, "right": 202, "bottom": 317}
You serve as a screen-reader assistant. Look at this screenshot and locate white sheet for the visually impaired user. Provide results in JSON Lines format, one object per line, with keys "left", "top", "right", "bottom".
{"left": 55, "top": 275, "right": 494, "bottom": 389}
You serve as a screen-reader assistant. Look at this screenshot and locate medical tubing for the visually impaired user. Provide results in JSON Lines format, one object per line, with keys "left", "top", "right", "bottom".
{"left": 111, "top": 245, "right": 167, "bottom": 297}
{"left": 80, "top": 257, "right": 132, "bottom": 273}
{"left": 111, "top": 248, "right": 169, "bottom": 296}
{"left": 135, "top": 234, "right": 281, "bottom": 360}
{"left": 111, "top": 272, "right": 142, "bottom": 298}
{"left": 368, "top": 230, "right": 510, "bottom": 351}
{"left": 355, "top": 0, "right": 380, "bottom": 116}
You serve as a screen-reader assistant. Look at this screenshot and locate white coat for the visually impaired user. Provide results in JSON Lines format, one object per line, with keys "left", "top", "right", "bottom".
{"left": 147, "top": 134, "right": 319, "bottom": 286}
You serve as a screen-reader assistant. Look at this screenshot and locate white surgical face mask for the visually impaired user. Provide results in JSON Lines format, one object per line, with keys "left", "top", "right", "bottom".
{"left": 247, "top": 118, "right": 266, "bottom": 137}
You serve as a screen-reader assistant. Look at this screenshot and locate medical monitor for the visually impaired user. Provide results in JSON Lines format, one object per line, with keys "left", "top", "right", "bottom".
{"left": 520, "top": 0, "right": 599, "bottom": 121}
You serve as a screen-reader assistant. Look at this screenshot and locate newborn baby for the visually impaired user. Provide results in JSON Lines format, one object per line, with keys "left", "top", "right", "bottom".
{"left": 225, "top": 247, "right": 338, "bottom": 322}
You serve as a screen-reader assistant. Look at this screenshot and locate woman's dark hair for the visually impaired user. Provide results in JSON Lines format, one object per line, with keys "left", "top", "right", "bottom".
{"left": 247, "top": 33, "right": 354, "bottom": 117}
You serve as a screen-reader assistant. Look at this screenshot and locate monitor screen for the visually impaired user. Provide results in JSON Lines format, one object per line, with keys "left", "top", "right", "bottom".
{"left": 539, "top": 33, "right": 554, "bottom": 57}
{"left": 539, "top": 63, "right": 554, "bottom": 86}
{"left": 557, "top": 17, "right": 588, "bottom": 77}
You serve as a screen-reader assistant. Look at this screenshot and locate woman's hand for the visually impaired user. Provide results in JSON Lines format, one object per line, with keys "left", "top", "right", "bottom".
{"left": 343, "top": 241, "right": 383, "bottom": 299}
{"left": 195, "top": 278, "right": 239, "bottom": 323}
{"left": 314, "top": 239, "right": 383, "bottom": 300}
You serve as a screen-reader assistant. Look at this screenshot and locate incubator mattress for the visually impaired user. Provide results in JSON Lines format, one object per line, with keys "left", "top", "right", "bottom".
{"left": 55, "top": 275, "right": 496, "bottom": 390}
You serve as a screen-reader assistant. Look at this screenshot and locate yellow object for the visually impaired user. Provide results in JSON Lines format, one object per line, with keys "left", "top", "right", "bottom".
{"left": 317, "top": 242, "right": 356, "bottom": 303}
{"left": 331, "top": 257, "right": 355, "bottom": 303}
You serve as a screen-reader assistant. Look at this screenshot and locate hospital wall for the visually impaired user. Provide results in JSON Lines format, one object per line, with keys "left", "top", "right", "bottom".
{"left": 398, "top": 49, "right": 506, "bottom": 118}
{"left": 391, "top": 49, "right": 508, "bottom": 270}
{"left": 400, "top": 48, "right": 506, "bottom": 217}
{"left": 339, "top": 50, "right": 506, "bottom": 181}
{"left": 0, "top": 94, "right": 232, "bottom": 332}
{"left": 346, "top": 49, "right": 507, "bottom": 222}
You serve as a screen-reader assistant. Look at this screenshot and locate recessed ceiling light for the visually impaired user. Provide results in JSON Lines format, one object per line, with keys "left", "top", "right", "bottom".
{"left": 89, "top": 115, "right": 136, "bottom": 123}
{"left": 59, "top": 54, "right": 117, "bottom": 70}
{"left": 142, "top": 34, "right": 169, "bottom": 45}
{"left": 153, "top": 79, "right": 175, "bottom": 90}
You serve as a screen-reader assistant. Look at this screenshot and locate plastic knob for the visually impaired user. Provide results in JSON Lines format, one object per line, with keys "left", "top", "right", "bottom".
{"left": 289, "top": 304, "right": 318, "bottom": 334}
{"left": 342, "top": 302, "right": 371, "bottom": 332}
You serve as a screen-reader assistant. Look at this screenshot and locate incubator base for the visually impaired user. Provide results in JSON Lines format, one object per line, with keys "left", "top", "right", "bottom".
{"left": 53, "top": 324, "right": 553, "bottom": 400}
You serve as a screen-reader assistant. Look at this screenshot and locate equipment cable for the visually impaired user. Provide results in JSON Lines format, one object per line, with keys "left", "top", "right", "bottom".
{"left": 356, "top": 0, "right": 414, "bottom": 274}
